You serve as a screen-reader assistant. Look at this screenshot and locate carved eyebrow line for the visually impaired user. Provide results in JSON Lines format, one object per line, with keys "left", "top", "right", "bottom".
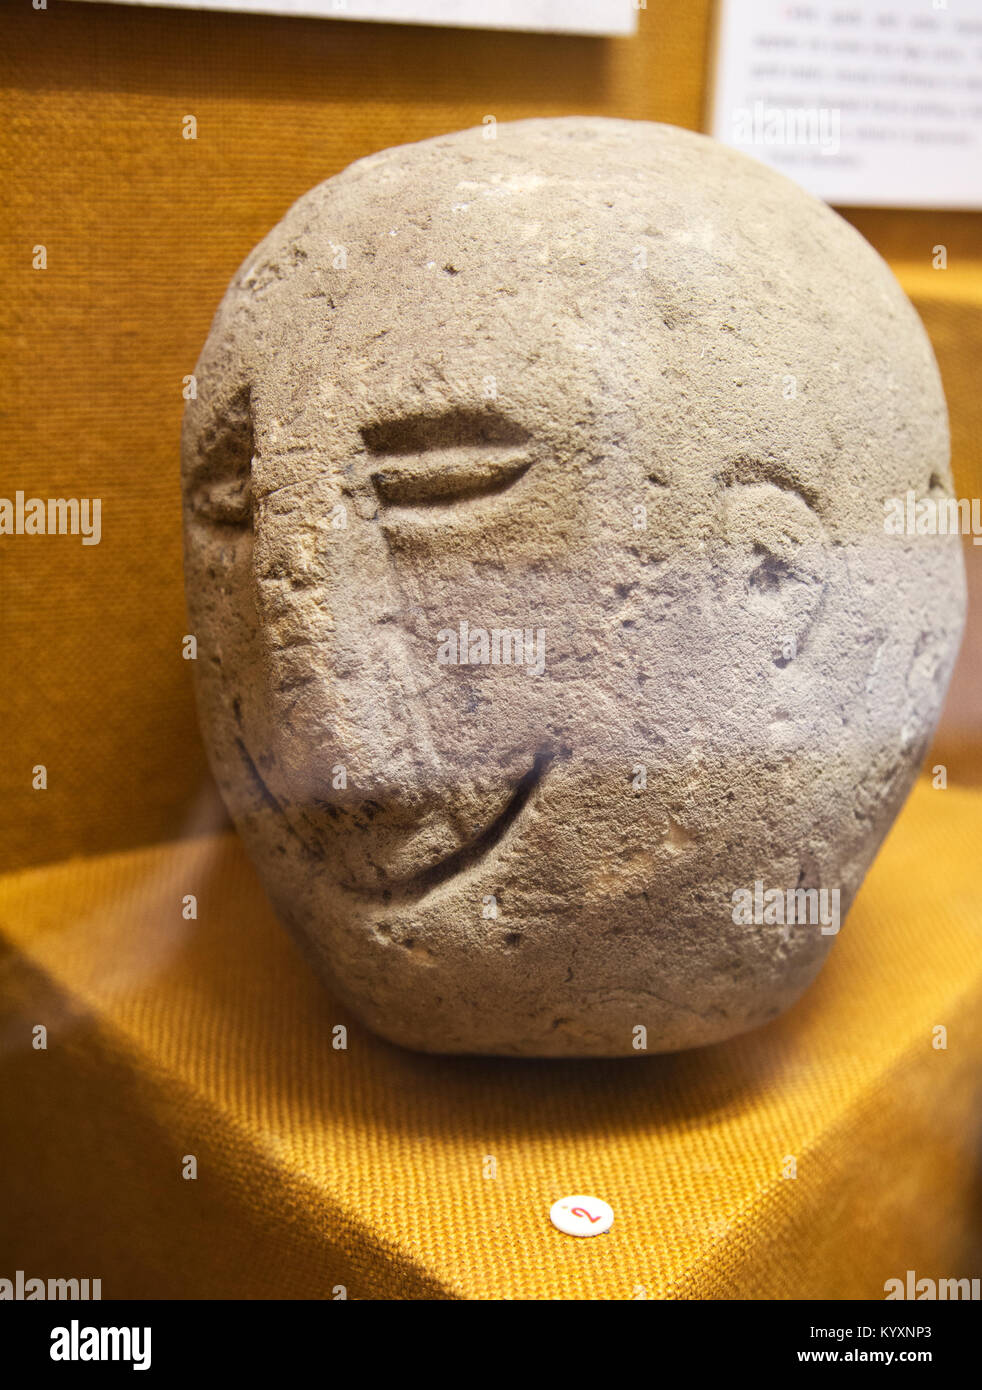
{"left": 359, "top": 407, "right": 529, "bottom": 457}
{"left": 184, "top": 395, "right": 254, "bottom": 489}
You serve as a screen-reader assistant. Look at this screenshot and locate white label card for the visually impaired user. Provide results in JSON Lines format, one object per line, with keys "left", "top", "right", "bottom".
{"left": 63, "top": 0, "right": 639, "bottom": 37}
{"left": 709, "top": 0, "right": 982, "bottom": 209}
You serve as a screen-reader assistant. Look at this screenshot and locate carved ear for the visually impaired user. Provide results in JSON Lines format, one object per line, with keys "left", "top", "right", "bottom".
{"left": 719, "top": 482, "right": 829, "bottom": 667}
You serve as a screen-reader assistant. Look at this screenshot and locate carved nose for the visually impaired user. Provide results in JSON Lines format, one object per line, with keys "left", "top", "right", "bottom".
{"left": 253, "top": 550, "right": 448, "bottom": 806}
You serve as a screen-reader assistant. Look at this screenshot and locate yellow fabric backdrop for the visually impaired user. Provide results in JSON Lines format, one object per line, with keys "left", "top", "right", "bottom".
{"left": 1, "top": 0, "right": 980, "bottom": 1300}
{"left": 2, "top": 0, "right": 981, "bottom": 874}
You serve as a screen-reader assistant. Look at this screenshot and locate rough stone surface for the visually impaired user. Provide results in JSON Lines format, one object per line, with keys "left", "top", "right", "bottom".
{"left": 182, "top": 118, "right": 966, "bottom": 1057}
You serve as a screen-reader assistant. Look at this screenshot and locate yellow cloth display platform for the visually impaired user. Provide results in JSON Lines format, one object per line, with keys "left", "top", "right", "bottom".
{"left": 2, "top": 780, "right": 980, "bottom": 1300}
{"left": 3, "top": 0, "right": 980, "bottom": 1302}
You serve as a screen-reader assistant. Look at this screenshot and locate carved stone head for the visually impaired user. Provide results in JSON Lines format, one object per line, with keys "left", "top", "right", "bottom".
{"left": 182, "top": 118, "right": 965, "bottom": 1056}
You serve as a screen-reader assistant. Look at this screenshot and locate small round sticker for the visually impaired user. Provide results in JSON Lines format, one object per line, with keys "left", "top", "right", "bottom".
{"left": 550, "top": 1195, "right": 614, "bottom": 1237}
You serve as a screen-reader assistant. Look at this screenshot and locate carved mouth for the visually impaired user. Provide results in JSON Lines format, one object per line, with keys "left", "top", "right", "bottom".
{"left": 349, "top": 747, "right": 555, "bottom": 902}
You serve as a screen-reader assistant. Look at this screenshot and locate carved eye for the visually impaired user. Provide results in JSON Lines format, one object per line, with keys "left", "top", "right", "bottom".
{"left": 186, "top": 384, "right": 254, "bottom": 529}
{"left": 362, "top": 409, "right": 531, "bottom": 514}
{"left": 371, "top": 450, "right": 530, "bottom": 509}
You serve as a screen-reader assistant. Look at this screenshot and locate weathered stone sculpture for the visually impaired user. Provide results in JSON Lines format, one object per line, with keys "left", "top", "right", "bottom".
{"left": 182, "top": 118, "right": 965, "bottom": 1056}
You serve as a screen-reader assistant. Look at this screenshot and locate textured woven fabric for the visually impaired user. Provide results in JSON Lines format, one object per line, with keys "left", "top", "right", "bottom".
{"left": 3, "top": 0, "right": 982, "bottom": 874}
{"left": 1, "top": 780, "right": 980, "bottom": 1299}
{"left": 2, "top": 0, "right": 981, "bottom": 1301}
